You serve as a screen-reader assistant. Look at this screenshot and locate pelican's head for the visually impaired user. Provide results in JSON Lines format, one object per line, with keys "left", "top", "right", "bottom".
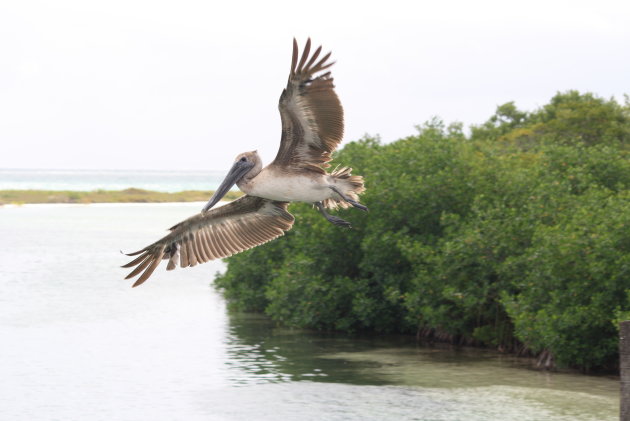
{"left": 234, "top": 150, "right": 262, "bottom": 179}
{"left": 202, "top": 150, "right": 261, "bottom": 212}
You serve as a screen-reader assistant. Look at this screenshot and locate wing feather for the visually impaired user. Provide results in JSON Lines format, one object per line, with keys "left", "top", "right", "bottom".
{"left": 241, "top": 224, "right": 260, "bottom": 244}
{"left": 196, "top": 232, "right": 211, "bottom": 262}
{"left": 187, "top": 236, "right": 199, "bottom": 267}
{"left": 166, "top": 244, "right": 179, "bottom": 271}
{"left": 133, "top": 247, "right": 165, "bottom": 287}
{"left": 296, "top": 38, "right": 311, "bottom": 73}
{"left": 208, "top": 225, "right": 224, "bottom": 256}
{"left": 272, "top": 38, "right": 344, "bottom": 172}
{"left": 224, "top": 222, "right": 246, "bottom": 250}
{"left": 121, "top": 252, "right": 149, "bottom": 268}
{"left": 205, "top": 227, "right": 221, "bottom": 258}
{"left": 180, "top": 239, "right": 190, "bottom": 268}
{"left": 124, "top": 255, "right": 152, "bottom": 279}
{"left": 122, "top": 196, "right": 294, "bottom": 286}
{"left": 304, "top": 45, "right": 322, "bottom": 70}
{"left": 215, "top": 227, "right": 236, "bottom": 254}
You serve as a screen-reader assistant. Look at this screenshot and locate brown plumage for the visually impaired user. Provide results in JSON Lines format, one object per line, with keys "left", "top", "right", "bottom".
{"left": 122, "top": 38, "right": 367, "bottom": 286}
{"left": 123, "top": 196, "right": 294, "bottom": 287}
{"left": 272, "top": 38, "right": 344, "bottom": 172}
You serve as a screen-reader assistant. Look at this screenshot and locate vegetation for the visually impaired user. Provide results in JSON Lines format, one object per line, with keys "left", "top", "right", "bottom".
{"left": 0, "top": 188, "right": 242, "bottom": 205}
{"left": 214, "top": 91, "right": 630, "bottom": 371}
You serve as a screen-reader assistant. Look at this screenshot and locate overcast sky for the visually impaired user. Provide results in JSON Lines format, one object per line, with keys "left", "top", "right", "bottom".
{"left": 1, "top": 0, "right": 629, "bottom": 171}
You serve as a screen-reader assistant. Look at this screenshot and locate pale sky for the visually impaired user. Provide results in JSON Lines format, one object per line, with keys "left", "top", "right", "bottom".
{"left": 1, "top": 0, "right": 629, "bottom": 171}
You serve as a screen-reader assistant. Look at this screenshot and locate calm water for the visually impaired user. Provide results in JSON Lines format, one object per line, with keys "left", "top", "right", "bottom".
{"left": 0, "top": 203, "right": 619, "bottom": 420}
{"left": 0, "top": 168, "right": 226, "bottom": 192}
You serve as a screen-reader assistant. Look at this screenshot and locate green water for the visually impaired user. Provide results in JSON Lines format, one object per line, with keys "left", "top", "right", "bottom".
{"left": 222, "top": 313, "right": 618, "bottom": 420}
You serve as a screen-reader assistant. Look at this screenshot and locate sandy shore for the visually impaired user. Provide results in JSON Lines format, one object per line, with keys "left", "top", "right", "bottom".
{"left": 0, "top": 188, "right": 242, "bottom": 205}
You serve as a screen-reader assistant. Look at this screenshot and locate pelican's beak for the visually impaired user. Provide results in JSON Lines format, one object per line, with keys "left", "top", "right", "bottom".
{"left": 202, "top": 160, "right": 254, "bottom": 212}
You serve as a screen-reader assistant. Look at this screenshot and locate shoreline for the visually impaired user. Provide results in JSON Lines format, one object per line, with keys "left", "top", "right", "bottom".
{"left": 0, "top": 188, "right": 242, "bottom": 206}
{"left": 0, "top": 201, "right": 210, "bottom": 208}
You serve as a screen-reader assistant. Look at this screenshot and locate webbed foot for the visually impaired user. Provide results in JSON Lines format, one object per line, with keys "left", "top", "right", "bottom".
{"left": 315, "top": 202, "right": 352, "bottom": 228}
{"left": 326, "top": 214, "right": 352, "bottom": 228}
{"left": 329, "top": 186, "right": 368, "bottom": 212}
{"left": 348, "top": 200, "right": 368, "bottom": 212}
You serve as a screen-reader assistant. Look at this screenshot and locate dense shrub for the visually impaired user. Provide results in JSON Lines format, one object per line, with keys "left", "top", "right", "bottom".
{"left": 214, "top": 91, "right": 630, "bottom": 370}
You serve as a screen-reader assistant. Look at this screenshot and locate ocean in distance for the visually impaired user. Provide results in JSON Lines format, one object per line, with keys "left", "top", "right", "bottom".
{"left": 0, "top": 168, "right": 226, "bottom": 192}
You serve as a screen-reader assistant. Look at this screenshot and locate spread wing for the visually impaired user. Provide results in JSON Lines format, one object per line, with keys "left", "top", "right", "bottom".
{"left": 122, "top": 196, "right": 294, "bottom": 287}
{"left": 271, "top": 38, "right": 344, "bottom": 173}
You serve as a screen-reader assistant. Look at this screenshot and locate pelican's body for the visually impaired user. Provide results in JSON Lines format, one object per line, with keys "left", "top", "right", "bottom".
{"left": 240, "top": 167, "right": 351, "bottom": 204}
{"left": 123, "top": 38, "right": 367, "bottom": 286}
{"left": 242, "top": 170, "right": 327, "bottom": 202}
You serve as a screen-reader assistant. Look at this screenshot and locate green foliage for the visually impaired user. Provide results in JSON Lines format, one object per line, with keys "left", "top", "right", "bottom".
{"left": 213, "top": 235, "right": 290, "bottom": 312}
{"left": 472, "top": 91, "right": 630, "bottom": 148}
{"left": 501, "top": 191, "right": 630, "bottom": 369}
{"left": 532, "top": 91, "right": 630, "bottom": 146}
{"left": 214, "top": 91, "right": 630, "bottom": 371}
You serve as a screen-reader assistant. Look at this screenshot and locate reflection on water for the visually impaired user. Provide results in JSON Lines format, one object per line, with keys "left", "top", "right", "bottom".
{"left": 0, "top": 204, "right": 619, "bottom": 421}
{"left": 221, "top": 313, "right": 618, "bottom": 420}
{"left": 225, "top": 313, "right": 405, "bottom": 385}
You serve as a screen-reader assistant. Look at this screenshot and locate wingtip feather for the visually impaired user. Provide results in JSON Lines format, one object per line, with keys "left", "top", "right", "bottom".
{"left": 296, "top": 38, "right": 311, "bottom": 74}
{"left": 121, "top": 252, "right": 149, "bottom": 268}
{"left": 304, "top": 45, "right": 322, "bottom": 71}
{"left": 132, "top": 249, "right": 164, "bottom": 287}
{"left": 291, "top": 38, "right": 298, "bottom": 75}
{"left": 124, "top": 255, "right": 152, "bottom": 279}
{"left": 124, "top": 248, "right": 146, "bottom": 256}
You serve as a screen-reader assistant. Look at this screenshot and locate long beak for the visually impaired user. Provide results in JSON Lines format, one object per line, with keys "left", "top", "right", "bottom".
{"left": 202, "top": 160, "right": 253, "bottom": 212}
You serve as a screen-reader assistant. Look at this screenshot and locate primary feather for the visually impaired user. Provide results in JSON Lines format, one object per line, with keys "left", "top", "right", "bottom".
{"left": 122, "top": 196, "right": 294, "bottom": 287}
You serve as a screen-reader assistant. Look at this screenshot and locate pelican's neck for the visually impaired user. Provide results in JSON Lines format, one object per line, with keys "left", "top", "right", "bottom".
{"left": 236, "top": 165, "right": 262, "bottom": 194}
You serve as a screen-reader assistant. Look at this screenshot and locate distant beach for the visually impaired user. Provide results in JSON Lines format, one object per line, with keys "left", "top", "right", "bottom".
{"left": 0, "top": 188, "right": 242, "bottom": 205}
{"left": 0, "top": 168, "right": 238, "bottom": 205}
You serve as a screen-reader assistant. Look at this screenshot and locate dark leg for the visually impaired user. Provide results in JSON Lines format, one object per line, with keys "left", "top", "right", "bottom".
{"left": 315, "top": 202, "right": 352, "bottom": 228}
{"left": 329, "top": 186, "right": 369, "bottom": 212}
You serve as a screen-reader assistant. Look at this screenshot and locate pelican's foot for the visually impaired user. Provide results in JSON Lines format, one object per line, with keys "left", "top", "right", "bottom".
{"left": 349, "top": 200, "right": 368, "bottom": 212}
{"left": 329, "top": 186, "right": 368, "bottom": 212}
{"left": 326, "top": 214, "right": 352, "bottom": 228}
{"left": 316, "top": 202, "right": 352, "bottom": 228}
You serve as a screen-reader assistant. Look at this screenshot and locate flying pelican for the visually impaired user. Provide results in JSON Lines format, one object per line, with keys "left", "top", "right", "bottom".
{"left": 122, "top": 38, "right": 367, "bottom": 287}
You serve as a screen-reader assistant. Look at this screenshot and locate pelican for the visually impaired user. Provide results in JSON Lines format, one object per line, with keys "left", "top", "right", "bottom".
{"left": 122, "top": 38, "right": 367, "bottom": 287}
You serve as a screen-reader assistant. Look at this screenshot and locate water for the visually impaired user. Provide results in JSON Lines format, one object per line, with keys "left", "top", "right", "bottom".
{"left": 0, "top": 168, "right": 227, "bottom": 192}
{"left": 0, "top": 203, "right": 619, "bottom": 420}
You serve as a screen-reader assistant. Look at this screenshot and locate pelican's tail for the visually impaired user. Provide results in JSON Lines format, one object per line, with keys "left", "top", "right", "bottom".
{"left": 324, "top": 166, "right": 366, "bottom": 209}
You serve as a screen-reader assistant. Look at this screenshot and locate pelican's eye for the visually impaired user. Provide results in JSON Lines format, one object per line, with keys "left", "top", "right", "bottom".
{"left": 240, "top": 157, "right": 247, "bottom": 162}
